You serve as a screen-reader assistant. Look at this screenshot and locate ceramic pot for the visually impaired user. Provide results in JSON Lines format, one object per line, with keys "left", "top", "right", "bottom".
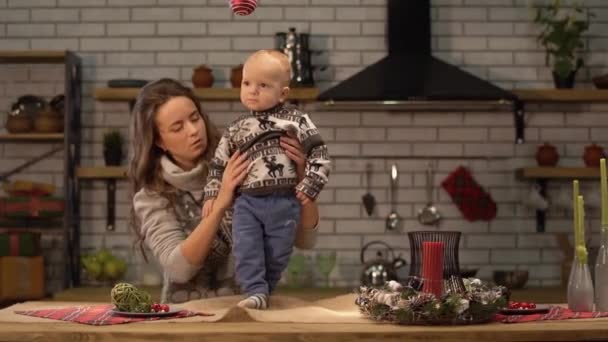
{"left": 535, "top": 143, "right": 559, "bottom": 167}
{"left": 553, "top": 71, "right": 577, "bottom": 89}
{"left": 34, "top": 108, "right": 63, "bottom": 133}
{"left": 583, "top": 143, "right": 605, "bottom": 167}
{"left": 230, "top": 64, "right": 243, "bottom": 88}
{"left": 191, "top": 65, "right": 214, "bottom": 88}
{"left": 104, "top": 148, "right": 123, "bottom": 166}
{"left": 5, "top": 114, "right": 33, "bottom": 133}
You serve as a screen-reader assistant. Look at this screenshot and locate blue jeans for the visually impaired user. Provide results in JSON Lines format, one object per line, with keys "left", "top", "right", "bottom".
{"left": 233, "top": 192, "right": 301, "bottom": 296}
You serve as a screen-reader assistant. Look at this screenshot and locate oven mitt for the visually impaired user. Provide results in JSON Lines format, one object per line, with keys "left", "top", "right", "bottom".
{"left": 441, "top": 166, "right": 496, "bottom": 222}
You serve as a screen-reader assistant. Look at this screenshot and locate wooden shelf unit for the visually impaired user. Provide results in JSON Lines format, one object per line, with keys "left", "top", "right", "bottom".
{"left": 513, "top": 89, "right": 608, "bottom": 102}
{"left": 0, "top": 50, "right": 66, "bottom": 64}
{"left": 0, "top": 133, "right": 64, "bottom": 142}
{"left": 76, "top": 166, "right": 127, "bottom": 179}
{"left": 518, "top": 167, "right": 601, "bottom": 179}
{"left": 94, "top": 87, "right": 320, "bottom": 102}
{"left": 0, "top": 227, "right": 64, "bottom": 235}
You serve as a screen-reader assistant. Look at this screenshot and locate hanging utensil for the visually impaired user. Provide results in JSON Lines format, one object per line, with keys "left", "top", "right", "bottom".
{"left": 417, "top": 162, "right": 442, "bottom": 226}
{"left": 362, "top": 163, "right": 376, "bottom": 216}
{"left": 385, "top": 164, "right": 401, "bottom": 231}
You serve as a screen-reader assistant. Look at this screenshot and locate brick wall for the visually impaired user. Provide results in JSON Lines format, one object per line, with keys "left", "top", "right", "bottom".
{"left": 1, "top": 0, "right": 607, "bottom": 292}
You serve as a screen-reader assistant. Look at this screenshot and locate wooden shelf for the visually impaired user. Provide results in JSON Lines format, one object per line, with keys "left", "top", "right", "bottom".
{"left": 513, "top": 89, "right": 608, "bottom": 102}
{"left": 0, "top": 227, "right": 64, "bottom": 235}
{"left": 76, "top": 166, "right": 127, "bottom": 179}
{"left": 0, "top": 50, "right": 66, "bottom": 64}
{"left": 0, "top": 133, "right": 64, "bottom": 142}
{"left": 94, "top": 87, "right": 320, "bottom": 102}
{"left": 518, "top": 167, "right": 600, "bottom": 179}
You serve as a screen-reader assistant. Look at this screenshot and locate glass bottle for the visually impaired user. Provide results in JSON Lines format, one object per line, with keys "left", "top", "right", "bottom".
{"left": 595, "top": 227, "right": 608, "bottom": 311}
{"left": 568, "top": 250, "right": 594, "bottom": 311}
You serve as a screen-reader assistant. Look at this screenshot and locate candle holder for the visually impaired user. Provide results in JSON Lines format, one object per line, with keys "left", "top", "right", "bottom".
{"left": 408, "top": 231, "right": 465, "bottom": 294}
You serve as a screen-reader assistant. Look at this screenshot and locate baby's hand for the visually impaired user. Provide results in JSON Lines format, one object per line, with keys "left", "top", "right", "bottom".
{"left": 202, "top": 199, "right": 215, "bottom": 218}
{"left": 296, "top": 191, "right": 311, "bottom": 205}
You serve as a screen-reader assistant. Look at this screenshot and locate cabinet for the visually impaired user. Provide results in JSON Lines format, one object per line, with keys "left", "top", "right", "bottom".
{"left": 0, "top": 50, "right": 81, "bottom": 288}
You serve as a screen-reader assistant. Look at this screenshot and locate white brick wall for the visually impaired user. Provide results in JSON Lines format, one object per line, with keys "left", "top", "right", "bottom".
{"left": 1, "top": 0, "right": 607, "bottom": 291}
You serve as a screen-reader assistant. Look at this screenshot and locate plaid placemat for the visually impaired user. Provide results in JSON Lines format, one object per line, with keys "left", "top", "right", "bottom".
{"left": 14, "top": 304, "right": 213, "bottom": 325}
{"left": 496, "top": 305, "right": 608, "bottom": 323}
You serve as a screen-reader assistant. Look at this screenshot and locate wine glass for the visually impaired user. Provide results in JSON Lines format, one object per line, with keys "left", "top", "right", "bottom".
{"left": 315, "top": 251, "right": 336, "bottom": 288}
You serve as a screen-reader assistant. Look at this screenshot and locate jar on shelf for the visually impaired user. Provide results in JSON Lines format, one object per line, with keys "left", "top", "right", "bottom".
{"left": 191, "top": 65, "right": 214, "bottom": 88}
{"left": 583, "top": 143, "right": 605, "bottom": 167}
{"left": 535, "top": 142, "right": 559, "bottom": 167}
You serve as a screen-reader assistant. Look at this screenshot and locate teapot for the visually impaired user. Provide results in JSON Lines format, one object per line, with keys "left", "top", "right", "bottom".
{"left": 360, "top": 241, "right": 407, "bottom": 287}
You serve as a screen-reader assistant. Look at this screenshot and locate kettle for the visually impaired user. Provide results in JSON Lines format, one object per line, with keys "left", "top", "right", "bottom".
{"left": 360, "top": 241, "right": 407, "bottom": 287}
{"left": 275, "top": 27, "right": 315, "bottom": 87}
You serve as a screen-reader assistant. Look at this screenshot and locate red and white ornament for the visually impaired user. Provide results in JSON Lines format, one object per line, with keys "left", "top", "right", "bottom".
{"left": 229, "top": 0, "right": 257, "bottom": 16}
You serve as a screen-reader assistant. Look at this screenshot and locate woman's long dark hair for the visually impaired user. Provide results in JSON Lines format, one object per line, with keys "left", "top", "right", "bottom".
{"left": 128, "top": 78, "right": 220, "bottom": 260}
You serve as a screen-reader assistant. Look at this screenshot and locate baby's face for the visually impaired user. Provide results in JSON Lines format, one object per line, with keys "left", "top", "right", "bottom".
{"left": 240, "top": 55, "right": 289, "bottom": 111}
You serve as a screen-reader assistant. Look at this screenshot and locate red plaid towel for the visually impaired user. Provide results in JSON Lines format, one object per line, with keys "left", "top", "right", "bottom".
{"left": 14, "top": 304, "right": 212, "bottom": 325}
{"left": 496, "top": 305, "right": 608, "bottom": 323}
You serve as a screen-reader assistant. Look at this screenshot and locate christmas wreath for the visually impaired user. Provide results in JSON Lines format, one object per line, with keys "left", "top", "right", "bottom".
{"left": 355, "top": 278, "right": 508, "bottom": 325}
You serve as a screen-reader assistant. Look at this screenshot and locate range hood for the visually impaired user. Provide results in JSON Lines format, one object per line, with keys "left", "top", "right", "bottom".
{"left": 317, "top": 0, "right": 517, "bottom": 111}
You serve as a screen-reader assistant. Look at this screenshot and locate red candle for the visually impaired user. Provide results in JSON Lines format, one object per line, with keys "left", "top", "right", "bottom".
{"left": 422, "top": 241, "right": 444, "bottom": 297}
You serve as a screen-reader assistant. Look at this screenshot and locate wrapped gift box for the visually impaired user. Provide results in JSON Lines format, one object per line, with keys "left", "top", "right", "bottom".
{"left": 0, "top": 256, "right": 45, "bottom": 301}
{"left": 0, "top": 232, "right": 41, "bottom": 257}
{"left": 0, "top": 196, "right": 64, "bottom": 218}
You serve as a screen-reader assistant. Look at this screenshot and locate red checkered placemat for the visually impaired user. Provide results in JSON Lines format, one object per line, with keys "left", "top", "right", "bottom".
{"left": 14, "top": 304, "right": 212, "bottom": 325}
{"left": 496, "top": 305, "right": 608, "bottom": 323}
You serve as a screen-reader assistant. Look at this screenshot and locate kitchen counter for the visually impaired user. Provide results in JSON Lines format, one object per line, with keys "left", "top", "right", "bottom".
{"left": 50, "top": 285, "right": 566, "bottom": 304}
{"left": 0, "top": 286, "right": 601, "bottom": 342}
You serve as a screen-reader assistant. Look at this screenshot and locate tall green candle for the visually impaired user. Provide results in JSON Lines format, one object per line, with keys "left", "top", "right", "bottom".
{"left": 601, "top": 158, "right": 607, "bottom": 228}
{"left": 574, "top": 180, "right": 580, "bottom": 247}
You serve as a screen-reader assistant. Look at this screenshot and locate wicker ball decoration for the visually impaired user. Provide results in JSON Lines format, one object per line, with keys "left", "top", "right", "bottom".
{"left": 229, "top": 0, "right": 257, "bottom": 16}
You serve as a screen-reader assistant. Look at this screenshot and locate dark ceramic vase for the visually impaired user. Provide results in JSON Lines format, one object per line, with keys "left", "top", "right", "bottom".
{"left": 552, "top": 71, "right": 576, "bottom": 89}
{"left": 104, "top": 148, "right": 123, "bottom": 166}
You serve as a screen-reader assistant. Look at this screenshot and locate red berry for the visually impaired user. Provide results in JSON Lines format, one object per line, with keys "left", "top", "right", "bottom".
{"left": 161, "top": 304, "right": 170, "bottom": 312}
{"left": 151, "top": 303, "right": 160, "bottom": 312}
{"left": 529, "top": 303, "right": 536, "bottom": 309}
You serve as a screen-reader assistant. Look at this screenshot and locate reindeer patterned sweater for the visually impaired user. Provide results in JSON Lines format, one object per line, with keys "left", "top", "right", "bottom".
{"left": 204, "top": 103, "right": 330, "bottom": 201}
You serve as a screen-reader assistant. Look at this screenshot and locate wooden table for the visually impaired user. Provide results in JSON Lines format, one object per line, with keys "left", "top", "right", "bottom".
{"left": 2, "top": 287, "right": 591, "bottom": 342}
{"left": 49, "top": 286, "right": 567, "bottom": 304}
{"left": 1, "top": 313, "right": 607, "bottom": 342}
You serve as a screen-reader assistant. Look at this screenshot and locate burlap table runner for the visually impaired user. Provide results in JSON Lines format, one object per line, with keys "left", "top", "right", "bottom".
{"left": 0, "top": 293, "right": 368, "bottom": 324}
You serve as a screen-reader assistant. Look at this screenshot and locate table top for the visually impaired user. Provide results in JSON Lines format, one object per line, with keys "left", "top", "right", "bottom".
{"left": 50, "top": 286, "right": 567, "bottom": 303}
{"left": 1, "top": 312, "right": 607, "bottom": 342}
{"left": 0, "top": 287, "right": 578, "bottom": 342}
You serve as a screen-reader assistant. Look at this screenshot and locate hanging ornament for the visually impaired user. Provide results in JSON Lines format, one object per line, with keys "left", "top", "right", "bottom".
{"left": 229, "top": 0, "right": 257, "bottom": 16}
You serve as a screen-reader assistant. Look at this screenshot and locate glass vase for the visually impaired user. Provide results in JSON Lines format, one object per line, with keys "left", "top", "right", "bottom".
{"left": 595, "top": 228, "right": 608, "bottom": 311}
{"left": 408, "top": 231, "right": 465, "bottom": 295}
{"left": 568, "top": 255, "right": 594, "bottom": 312}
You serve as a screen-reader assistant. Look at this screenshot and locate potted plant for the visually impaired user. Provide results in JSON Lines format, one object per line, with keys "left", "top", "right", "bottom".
{"left": 103, "top": 130, "right": 123, "bottom": 166}
{"left": 534, "top": 0, "right": 593, "bottom": 88}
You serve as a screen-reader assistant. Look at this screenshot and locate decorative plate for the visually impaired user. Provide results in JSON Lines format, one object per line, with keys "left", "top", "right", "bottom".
{"left": 111, "top": 306, "right": 182, "bottom": 317}
{"left": 499, "top": 304, "right": 550, "bottom": 315}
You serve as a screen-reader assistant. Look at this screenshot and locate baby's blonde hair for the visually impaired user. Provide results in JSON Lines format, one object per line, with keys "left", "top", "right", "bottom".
{"left": 246, "top": 49, "right": 292, "bottom": 86}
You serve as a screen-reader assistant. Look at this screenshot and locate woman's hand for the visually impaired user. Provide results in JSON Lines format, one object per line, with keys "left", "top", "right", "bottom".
{"left": 213, "top": 150, "right": 250, "bottom": 212}
{"left": 280, "top": 133, "right": 306, "bottom": 181}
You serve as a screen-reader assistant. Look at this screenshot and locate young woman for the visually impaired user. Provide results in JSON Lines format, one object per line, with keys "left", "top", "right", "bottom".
{"left": 128, "top": 78, "right": 319, "bottom": 304}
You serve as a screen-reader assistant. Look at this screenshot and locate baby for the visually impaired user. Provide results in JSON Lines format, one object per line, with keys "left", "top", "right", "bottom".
{"left": 203, "top": 49, "right": 330, "bottom": 309}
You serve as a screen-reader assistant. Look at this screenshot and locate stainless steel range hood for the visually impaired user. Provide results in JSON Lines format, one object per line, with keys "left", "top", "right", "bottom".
{"left": 317, "top": 0, "right": 516, "bottom": 111}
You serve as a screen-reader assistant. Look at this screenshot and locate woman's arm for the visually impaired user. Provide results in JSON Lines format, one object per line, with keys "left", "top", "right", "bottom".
{"left": 181, "top": 150, "right": 249, "bottom": 265}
